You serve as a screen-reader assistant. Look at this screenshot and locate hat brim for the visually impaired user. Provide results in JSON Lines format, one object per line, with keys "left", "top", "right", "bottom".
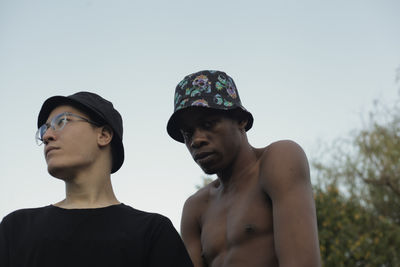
{"left": 167, "top": 106, "right": 254, "bottom": 143}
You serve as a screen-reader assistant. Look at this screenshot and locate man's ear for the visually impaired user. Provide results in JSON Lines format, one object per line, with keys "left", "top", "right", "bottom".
{"left": 98, "top": 125, "right": 113, "bottom": 147}
{"left": 238, "top": 119, "right": 248, "bottom": 131}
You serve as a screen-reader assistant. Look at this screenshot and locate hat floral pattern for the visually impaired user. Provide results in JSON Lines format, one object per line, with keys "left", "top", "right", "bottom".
{"left": 167, "top": 70, "right": 254, "bottom": 142}
{"left": 174, "top": 70, "right": 239, "bottom": 112}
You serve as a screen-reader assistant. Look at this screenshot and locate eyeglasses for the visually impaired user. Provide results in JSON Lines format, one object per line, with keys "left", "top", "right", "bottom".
{"left": 35, "top": 112, "right": 100, "bottom": 146}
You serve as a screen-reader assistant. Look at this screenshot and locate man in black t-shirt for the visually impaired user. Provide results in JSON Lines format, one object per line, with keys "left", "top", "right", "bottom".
{"left": 0, "top": 92, "right": 193, "bottom": 267}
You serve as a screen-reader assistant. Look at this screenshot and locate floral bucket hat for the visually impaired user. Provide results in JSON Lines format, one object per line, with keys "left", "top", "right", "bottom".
{"left": 167, "top": 70, "right": 253, "bottom": 143}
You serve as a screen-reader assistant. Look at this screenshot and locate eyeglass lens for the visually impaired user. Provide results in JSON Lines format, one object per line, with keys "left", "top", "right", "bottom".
{"left": 35, "top": 113, "right": 68, "bottom": 145}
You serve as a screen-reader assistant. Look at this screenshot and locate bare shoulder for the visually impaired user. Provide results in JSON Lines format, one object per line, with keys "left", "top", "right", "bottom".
{"left": 182, "top": 179, "right": 219, "bottom": 216}
{"left": 258, "top": 140, "right": 311, "bottom": 198}
{"left": 259, "top": 139, "right": 308, "bottom": 169}
{"left": 181, "top": 179, "right": 218, "bottom": 248}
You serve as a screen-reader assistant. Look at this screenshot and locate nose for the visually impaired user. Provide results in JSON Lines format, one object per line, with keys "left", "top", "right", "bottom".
{"left": 42, "top": 127, "right": 56, "bottom": 145}
{"left": 190, "top": 128, "right": 208, "bottom": 149}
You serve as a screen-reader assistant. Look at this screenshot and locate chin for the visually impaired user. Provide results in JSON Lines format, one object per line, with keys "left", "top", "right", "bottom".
{"left": 200, "top": 165, "right": 218, "bottom": 175}
{"left": 47, "top": 162, "right": 75, "bottom": 180}
{"left": 48, "top": 167, "right": 69, "bottom": 180}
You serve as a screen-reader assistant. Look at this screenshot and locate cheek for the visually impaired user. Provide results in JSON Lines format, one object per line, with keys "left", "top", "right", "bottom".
{"left": 220, "top": 132, "right": 240, "bottom": 154}
{"left": 64, "top": 131, "right": 98, "bottom": 155}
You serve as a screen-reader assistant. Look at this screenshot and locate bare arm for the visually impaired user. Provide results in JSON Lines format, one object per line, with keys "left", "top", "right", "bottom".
{"left": 260, "top": 140, "right": 321, "bottom": 267}
{"left": 181, "top": 194, "right": 207, "bottom": 267}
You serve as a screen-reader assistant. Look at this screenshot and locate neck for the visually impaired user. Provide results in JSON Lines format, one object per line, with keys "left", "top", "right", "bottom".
{"left": 217, "top": 143, "right": 258, "bottom": 191}
{"left": 55, "top": 168, "right": 119, "bottom": 209}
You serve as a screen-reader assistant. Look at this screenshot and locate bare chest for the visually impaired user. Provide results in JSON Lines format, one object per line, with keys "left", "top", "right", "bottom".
{"left": 200, "top": 181, "right": 274, "bottom": 263}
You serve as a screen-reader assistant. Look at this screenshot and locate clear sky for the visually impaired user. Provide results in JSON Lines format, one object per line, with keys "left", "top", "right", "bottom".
{"left": 1, "top": 0, "right": 399, "bottom": 230}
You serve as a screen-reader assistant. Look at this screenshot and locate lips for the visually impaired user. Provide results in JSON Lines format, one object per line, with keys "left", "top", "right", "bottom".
{"left": 45, "top": 146, "right": 58, "bottom": 157}
{"left": 193, "top": 151, "right": 214, "bottom": 163}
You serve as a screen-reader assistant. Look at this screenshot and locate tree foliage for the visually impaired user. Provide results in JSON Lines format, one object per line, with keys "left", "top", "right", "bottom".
{"left": 313, "top": 94, "right": 400, "bottom": 265}
{"left": 315, "top": 185, "right": 400, "bottom": 266}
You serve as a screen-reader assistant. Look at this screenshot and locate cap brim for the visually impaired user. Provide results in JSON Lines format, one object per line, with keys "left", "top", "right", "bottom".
{"left": 166, "top": 106, "right": 254, "bottom": 143}
{"left": 110, "top": 136, "right": 124, "bottom": 173}
{"left": 167, "top": 109, "right": 186, "bottom": 143}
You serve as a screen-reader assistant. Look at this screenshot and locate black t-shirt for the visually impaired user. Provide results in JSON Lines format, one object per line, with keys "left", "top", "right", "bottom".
{"left": 0, "top": 204, "right": 193, "bottom": 267}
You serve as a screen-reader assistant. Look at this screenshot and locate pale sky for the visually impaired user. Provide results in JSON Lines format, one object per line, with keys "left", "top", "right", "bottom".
{"left": 1, "top": 0, "right": 399, "bottom": 230}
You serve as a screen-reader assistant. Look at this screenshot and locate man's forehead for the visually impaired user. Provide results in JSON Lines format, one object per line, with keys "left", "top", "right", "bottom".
{"left": 46, "top": 105, "right": 85, "bottom": 122}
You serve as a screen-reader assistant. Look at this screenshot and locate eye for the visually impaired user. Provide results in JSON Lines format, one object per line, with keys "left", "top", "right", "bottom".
{"left": 201, "top": 119, "right": 217, "bottom": 130}
{"left": 180, "top": 129, "right": 193, "bottom": 141}
{"left": 53, "top": 115, "right": 69, "bottom": 130}
{"left": 57, "top": 117, "right": 68, "bottom": 126}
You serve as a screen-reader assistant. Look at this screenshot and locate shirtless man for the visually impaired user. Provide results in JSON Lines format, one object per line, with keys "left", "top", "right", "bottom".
{"left": 0, "top": 92, "right": 193, "bottom": 267}
{"left": 167, "top": 70, "right": 321, "bottom": 267}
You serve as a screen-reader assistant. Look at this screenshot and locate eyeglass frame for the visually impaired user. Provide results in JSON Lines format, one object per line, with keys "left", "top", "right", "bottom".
{"left": 35, "top": 111, "right": 101, "bottom": 146}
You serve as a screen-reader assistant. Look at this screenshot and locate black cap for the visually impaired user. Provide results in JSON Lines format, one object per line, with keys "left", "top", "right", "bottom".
{"left": 37, "top": 91, "right": 124, "bottom": 173}
{"left": 167, "top": 70, "right": 253, "bottom": 143}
